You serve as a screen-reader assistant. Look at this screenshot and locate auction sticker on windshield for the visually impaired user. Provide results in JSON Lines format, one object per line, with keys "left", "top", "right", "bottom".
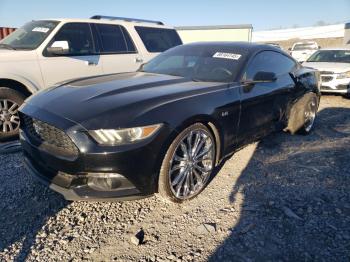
{"left": 213, "top": 52, "right": 242, "bottom": 60}
{"left": 32, "top": 27, "right": 50, "bottom": 33}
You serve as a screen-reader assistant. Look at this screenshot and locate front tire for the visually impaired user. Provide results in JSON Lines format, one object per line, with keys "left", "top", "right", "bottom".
{"left": 0, "top": 87, "right": 25, "bottom": 141}
{"left": 158, "top": 123, "right": 216, "bottom": 203}
{"left": 287, "top": 92, "right": 318, "bottom": 135}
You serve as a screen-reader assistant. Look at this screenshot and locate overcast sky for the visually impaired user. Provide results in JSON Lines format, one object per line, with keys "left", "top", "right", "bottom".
{"left": 0, "top": 0, "right": 349, "bottom": 30}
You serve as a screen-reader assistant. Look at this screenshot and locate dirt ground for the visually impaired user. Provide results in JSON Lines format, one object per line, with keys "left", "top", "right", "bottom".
{"left": 0, "top": 95, "right": 349, "bottom": 262}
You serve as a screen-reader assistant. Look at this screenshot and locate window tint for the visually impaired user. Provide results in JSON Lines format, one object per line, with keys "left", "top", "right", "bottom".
{"left": 245, "top": 51, "right": 296, "bottom": 80}
{"left": 135, "top": 26, "right": 182, "bottom": 53}
{"left": 142, "top": 45, "right": 244, "bottom": 83}
{"left": 51, "top": 23, "right": 94, "bottom": 55}
{"left": 95, "top": 24, "right": 127, "bottom": 53}
{"left": 307, "top": 50, "right": 350, "bottom": 63}
{"left": 121, "top": 26, "right": 136, "bottom": 52}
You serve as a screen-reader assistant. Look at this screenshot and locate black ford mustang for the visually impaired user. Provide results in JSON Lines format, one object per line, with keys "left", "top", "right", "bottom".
{"left": 19, "top": 42, "right": 320, "bottom": 203}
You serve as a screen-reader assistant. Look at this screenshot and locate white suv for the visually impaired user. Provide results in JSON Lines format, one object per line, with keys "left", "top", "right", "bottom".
{"left": 0, "top": 15, "right": 182, "bottom": 140}
{"left": 289, "top": 41, "right": 320, "bottom": 62}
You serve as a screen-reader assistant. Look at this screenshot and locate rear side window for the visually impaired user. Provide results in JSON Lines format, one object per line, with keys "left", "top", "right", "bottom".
{"left": 95, "top": 24, "right": 128, "bottom": 53}
{"left": 121, "top": 26, "right": 136, "bottom": 52}
{"left": 50, "top": 23, "right": 94, "bottom": 56}
{"left": 245, "top": 51, "right": 296, "bottom": 80}
{"left": 135, "top": 26, "right": 182, "bottom": 53}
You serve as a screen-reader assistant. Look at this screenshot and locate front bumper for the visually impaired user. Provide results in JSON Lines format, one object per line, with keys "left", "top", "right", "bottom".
{"left": 19, "top": 105, "right": 171, "bottom": 201}
{"left": 23, "top": 152, "right": 145, "bottom": 201}
{"left": 320, "top": 75, "right": 350, "bottom": 94}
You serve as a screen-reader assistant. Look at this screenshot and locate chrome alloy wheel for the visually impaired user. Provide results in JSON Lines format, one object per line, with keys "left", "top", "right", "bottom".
{"left": 168, "top": 129, "right": 215, "bottom": 200}
{"left": 0, "top": 99, "right": 20, "bottom": 133}
{"left": 304, "top": 99, "right": 317, "bottom": 132}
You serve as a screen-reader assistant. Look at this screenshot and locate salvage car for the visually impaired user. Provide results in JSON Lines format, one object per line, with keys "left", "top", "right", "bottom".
{"left": 303, "top": 46, "right": 350, "bottom": 97}
{"left": 19, "top": 42, "right": 320, "bottom": 203}
{"left": 289, "top": 41, "right": 319, "bottom": 62}
{"left": 0, "top": 15, "right": 182, "bottom": 140}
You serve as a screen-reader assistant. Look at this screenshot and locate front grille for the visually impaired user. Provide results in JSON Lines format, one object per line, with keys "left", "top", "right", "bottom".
{"left": 320, "top": 71, "right": 334, "bottom": 75}
{"left": 321, "top": 76, "right": 333, "bottom": 82}
{"left": 22, "top": 114, "right": 79, "bottom": 158}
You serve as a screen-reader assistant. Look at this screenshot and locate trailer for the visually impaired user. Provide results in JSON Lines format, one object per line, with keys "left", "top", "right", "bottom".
{"left": 175, "top": 24, "right": 253, "bottom": 44}
{"left": 0, "top": 27, "right": 16, "bottom": 40}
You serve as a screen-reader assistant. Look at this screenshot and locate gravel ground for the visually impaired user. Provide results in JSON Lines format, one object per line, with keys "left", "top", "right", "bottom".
{"left": 0, "top": 95, "right": 349, "bottom": 262}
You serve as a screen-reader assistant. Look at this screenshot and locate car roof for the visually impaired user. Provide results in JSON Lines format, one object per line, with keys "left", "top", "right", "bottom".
{"left": 293, "top": 41, "right": 318, "bottom": 45}
{"left": 185, "top": 41, "right": 280, "bottom": 52}
{"left": 37, "top": 18, "right": 174, "bottom": 29}
{"left": 320, "top": 46, "right": 350, "bottom": 51}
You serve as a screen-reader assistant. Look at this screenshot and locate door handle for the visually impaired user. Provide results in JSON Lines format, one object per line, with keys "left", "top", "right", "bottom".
{"left": 86, "top": 60, "right": 97, "bottom": 66}
{"left": 135, "top": 57, "right": 143, "bottom": 63}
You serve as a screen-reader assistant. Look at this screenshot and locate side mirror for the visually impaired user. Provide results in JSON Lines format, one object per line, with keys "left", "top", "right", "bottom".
{"left": 253, "top": 71, "right": 277, "bottom": 82}
{"left": 46, "top": 40, "right": 69, "bottom": 55}
{"left": 288, "top": 47, "right": 292, "bottom": 51}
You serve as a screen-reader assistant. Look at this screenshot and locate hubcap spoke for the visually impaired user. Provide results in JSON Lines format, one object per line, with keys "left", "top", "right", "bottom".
{"left": 195, "top": 144, "right": 212, "bottom": 160}
{"left": 194, "top": 163, "right": 210, "bottom": 173}
{"left": 10, "top": 115, "right": 20, "bottom": 125}
{"left": 186, "top": 131, "right": 193, "bottom": 157}
{"left": 8, "top": 103, "right": 18, "bottom": 114}
{"left": 174, "top": 154, "right": 187, "bottom": 162}
{"left": 3, "top": 100, "right": 8, "bottom": 110}
{"left": 180, "top": 142, "right": 188, "bottom": 158}
{"left": 172, "top": 167, "right": 188, "bottom": 186}
{"left": 193, "top": 168, "right": 203, "bottom": 186}
{"left": 183, "top": 170, "right": 191, "bottom": 197}
{"left": 193, "top": 136, "right": 206, "bottom": 157}
{"left": 191, "top": 132, "right": 201, "bottom": 155}
{"left": 175, "top": 169, "right": 188, "bottom": 197}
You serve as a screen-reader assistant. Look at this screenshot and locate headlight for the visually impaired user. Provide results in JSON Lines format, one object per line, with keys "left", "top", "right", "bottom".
{"left": 337, "top": 71, "right": 350, "bottom": 79}
{"left": 89, "top": 124, "right": 162, "bottom": 145}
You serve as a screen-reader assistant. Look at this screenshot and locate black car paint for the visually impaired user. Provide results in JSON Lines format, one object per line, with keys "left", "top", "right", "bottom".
{"left": 19, "top": 42, "right": 320, "bottom": 200}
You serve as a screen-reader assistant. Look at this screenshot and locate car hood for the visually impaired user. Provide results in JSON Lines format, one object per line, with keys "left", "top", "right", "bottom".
{"left": 291, "top": 50, "right": 316, "bottom": 54}
{"left": 302, "top": 62, "right": 350, "bottom": 73}
{"left": 23, "top": 72, "right": 227, "bottom": 129}
{"left": 0, "top": 49, "right": 37, "bottom": 62}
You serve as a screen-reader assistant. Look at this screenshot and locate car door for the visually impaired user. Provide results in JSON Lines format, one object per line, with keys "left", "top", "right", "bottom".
{"left": 92, "top": 23, "right": 143, "bottom": 74}
{"left": 237, "top": 50, "right": 297, "bottom": 144}
{"left": 38, "top": 23, "right": 103, "bottom": 87}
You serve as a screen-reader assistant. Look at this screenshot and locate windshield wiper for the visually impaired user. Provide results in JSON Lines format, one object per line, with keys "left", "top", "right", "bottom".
{"left": 0, "top": 43, "right": 16, "bottom": 50}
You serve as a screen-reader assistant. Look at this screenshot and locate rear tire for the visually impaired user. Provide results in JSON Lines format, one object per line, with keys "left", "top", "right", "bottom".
{"left": 0, "top": 87, "right": 26, "bottom": 142}
{"left": 158, "top": 123, "right": 216, "bottom": 203}
{"left": 287, "top": 92, "right": 318, "bottom": 135}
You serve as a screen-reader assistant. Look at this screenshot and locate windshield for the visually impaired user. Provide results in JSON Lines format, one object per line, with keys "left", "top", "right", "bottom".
{"left": 307, "top": 50, "right": 350, "bottom": 63}
{"left": 292, "top": 43, "right": 318, "bottom": 51}
{"left": 142, "top": 45, "right": 244, "bottom": 82}
{"left": 0, "top": 20, "right": 58, "bottom": 50}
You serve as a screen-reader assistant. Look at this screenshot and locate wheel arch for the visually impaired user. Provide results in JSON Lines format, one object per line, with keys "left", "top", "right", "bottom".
{"left": 0, "top": 78, "right": 34, "bottom": 98}
{"left": 154, "top": 114, "right": 224, "bottom": 189}
{"left": 154, "top": 115, "right": 224, "bottom": 197}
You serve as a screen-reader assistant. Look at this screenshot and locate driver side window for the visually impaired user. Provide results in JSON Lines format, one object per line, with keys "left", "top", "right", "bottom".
{"left": 245, "top": 51, "right": 296, "bottom": 80}
{"left": 49, "top": 23, "right": 94, "bottom": 56}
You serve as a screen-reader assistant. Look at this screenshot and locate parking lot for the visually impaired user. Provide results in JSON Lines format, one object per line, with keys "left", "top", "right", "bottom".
{"left": 0, "top": 95, "right": 348, "bottom": 261}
